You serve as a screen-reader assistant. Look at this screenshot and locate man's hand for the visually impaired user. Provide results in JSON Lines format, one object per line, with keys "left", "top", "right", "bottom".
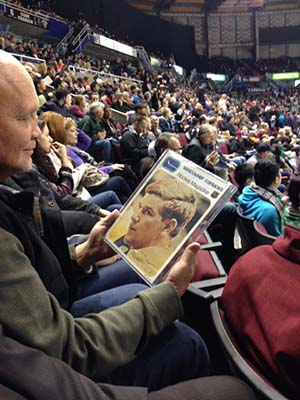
{"left": 226, "top": 161, "right": 237, "bottom": 170}
{"left": 165, "top": 243, "right": 201, "bottom": 297}
{"left": 111, "top": 163, "right": 125, "bottom": 171}
{"left": 97, "top": 130, "right": 106, "bottom": 140}
{"left": 205, "top": 151, "right": 219, "bottom": 168}
{"left": 74, "top": 210, "right": 119, "bottom": 269}
{"left": 97, "top": 208, "right": 111, "bottom": 218}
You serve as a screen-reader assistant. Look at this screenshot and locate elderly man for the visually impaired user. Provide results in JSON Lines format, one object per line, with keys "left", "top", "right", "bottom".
{"left": 0, "top": 50, "right": 257, "bottom": 400}
{"left": 79, "top": 101, "right": 112, "bottom": 162}
{"left": 183, "top": 124, "right": 220, "bottom": 173}
{"left": 183, "top": 124, "right": 238, "bottom": 270}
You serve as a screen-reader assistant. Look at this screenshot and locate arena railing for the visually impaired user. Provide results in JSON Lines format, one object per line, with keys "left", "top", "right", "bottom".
{"left": 8, "top": 52, "right": 46, "bottom": 65}
{"left": 0, "top": 0, "right": 67, "bottom": 24}
{"left": 68, "top": 65, "right": 143, "bottom": 84}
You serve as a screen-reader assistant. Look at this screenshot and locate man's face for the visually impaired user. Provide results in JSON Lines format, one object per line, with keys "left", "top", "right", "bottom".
{"left": 199, "top": 132, "right": 213, "bottom": 146}
{"left": 135, "top": 120, "right": 148, "bottom": 134}
{"left": 96, "top": 107, "right": 104, "bottom": 119}
{"left": 137, "top": 107, "right": 147, "bottom": 116}
{"left": 259, "top": 151, "right": 269, "bottom": 160}
{"left": 168, "top": 137, "right": 181, "bottom": 153}
{"left": 65, "top": 94, "right": 72, "bottom": 107}
{"left": 151, "top": 119, "right": 158, "bottom": 130}
{"left": 0, "top": 64, "right": 40, "bottom": 180}
{"left": 124, "top": 193, "right": 168, "bottom": 249}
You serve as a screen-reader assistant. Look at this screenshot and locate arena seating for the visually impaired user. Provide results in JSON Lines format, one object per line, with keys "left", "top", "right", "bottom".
{"left": 253, "top": 220, "right": 276, "bottom": 246}
{"left": 236, "top": 206, "right": 257, "bottom": 253}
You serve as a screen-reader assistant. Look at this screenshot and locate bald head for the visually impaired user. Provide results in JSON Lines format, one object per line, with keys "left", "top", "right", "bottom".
{"left": 0, "top": 50, "right": 40, "bottom": 180}
{"left": 0, "top": 50, "right": 36, "bottom": 106}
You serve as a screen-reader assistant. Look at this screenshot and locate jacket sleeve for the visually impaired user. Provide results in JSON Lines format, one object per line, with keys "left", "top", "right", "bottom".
{"left": 159, "top": 118, "right": 168, "bottom": 132}
{"left": 47, "top": 166, "right": 74, "bottom": 197}
{"left": 0, "top": 324, "right": 147, "bottom": 400}
{"left": 79, "top": 117, "right": 92, "bottom": 137}
{"left": 260, "top": 208, "right": 282, "bottom": 237}
{"left": 184, "top": 145, "right": 205, "bottom": 167}
{"left": 76, "top": 128, "right": 92, "bottom": 151}
{"left": 0, "top": 227, "right": 183, "bottom": 381}
{"left": 57, "top": 194, "right": 100, "bottom": 215}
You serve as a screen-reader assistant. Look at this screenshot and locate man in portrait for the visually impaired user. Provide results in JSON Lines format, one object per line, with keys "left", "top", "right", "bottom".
{"left": 122, "top": 178, "right": 200, "bottom": 279}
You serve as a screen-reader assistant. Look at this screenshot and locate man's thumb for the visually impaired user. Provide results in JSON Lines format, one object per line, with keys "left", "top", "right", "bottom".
{"left": 102, "top": 209, "right": 119, "bottom": 226}
{"left": 181, "top": 242, "right": 201, "bottom": 264}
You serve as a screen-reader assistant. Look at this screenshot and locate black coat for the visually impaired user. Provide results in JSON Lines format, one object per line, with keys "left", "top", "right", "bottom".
{"left": 0, "top": 185, "right": 73, "bottom": 309}
{"left": 183, "top": 137, "right": 214, "bottom": 170}
{"left": 0, "top": 168, "right": 99, "bottom": 309}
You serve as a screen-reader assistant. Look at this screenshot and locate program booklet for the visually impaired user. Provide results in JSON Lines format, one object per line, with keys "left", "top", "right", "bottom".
{"left": 105, "top": 150, "right": 236, "bottom": 285}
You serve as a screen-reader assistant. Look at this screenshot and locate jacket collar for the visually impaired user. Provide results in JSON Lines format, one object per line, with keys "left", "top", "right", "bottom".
{"left": 0, "top": 183, "right": 34, "bottom": 214}
{"left": 273, "top": 225, "right": 300, "bottom": 263}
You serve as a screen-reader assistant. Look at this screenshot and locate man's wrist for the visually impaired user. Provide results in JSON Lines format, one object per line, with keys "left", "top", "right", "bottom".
{"left": 74, "top": 242, "right": 94, "bottom": 270}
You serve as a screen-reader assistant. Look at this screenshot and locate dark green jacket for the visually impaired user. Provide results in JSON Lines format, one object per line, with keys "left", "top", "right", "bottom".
{"left": 79, "top": 112, "right": 102, "bottom": 142}
{"left": 0, "top": 227, "right": 182, "bottom": 382}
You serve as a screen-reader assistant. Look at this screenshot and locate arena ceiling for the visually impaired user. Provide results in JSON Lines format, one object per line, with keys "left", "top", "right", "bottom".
{"left": 127, "top": 0, "right": 300, "bottom": 14}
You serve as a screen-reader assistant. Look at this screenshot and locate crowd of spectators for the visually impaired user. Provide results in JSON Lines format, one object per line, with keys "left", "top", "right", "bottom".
{"left": 5, "top": 0, "right": 171, "bottom": 63}
{"left": 198, "top": 55, "right": 300, "bottom": 77}
{"left": 5, "top": 0, "right": 300, "bottom": 78}
{"left": 2, "top": 3, "right": 300, "bottom": 396}
{"left": 8, "top": 0, "right": 63, "bottom": 19}
{"left": 0, "top": 48, "right": 262, "bottom": 400}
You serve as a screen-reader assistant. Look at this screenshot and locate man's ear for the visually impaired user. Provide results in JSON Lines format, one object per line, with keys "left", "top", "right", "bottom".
{"left": 274, "top": 174, "right": 281, "bottom": 186}
{"left": 163, "top": 218, "right": 177, "bottom": 234}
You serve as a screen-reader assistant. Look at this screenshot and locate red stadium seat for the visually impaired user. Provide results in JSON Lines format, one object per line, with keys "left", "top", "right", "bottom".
{"left": 192, "top": 232, "right": 224, "bottom": 281}
{"left": 236, "top": 206, "right": 257, "bottom": 253}
{"left": 253, "top": 220, "right": 276, "bottom": 246}
{"left": 178, "top": 133, "right": 188, "bottom": 148}
{"left": 218, "top": 143, "right": 230, "bottom": 155}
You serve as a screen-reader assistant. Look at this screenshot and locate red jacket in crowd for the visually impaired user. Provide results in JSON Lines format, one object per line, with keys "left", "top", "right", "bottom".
{"left": 221, "top": 225, "right": 300, "bottom": 399}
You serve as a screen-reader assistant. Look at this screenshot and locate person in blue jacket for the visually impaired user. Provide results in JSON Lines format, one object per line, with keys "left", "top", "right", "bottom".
{"left": 238, "top": 159, "right": 284, "bottom": 237}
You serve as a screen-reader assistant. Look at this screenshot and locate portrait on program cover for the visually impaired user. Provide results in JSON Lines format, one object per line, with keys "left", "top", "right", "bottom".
{"left": 106, "top": 170, "right": 211, "bottom": 282}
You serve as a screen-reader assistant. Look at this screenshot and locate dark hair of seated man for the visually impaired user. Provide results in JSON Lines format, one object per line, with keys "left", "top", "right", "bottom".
{"left": 234, "top": 163, "right": 254, "bottom": 193}
{"left": 254, "top": 160, "right": 280, "bottom": 189}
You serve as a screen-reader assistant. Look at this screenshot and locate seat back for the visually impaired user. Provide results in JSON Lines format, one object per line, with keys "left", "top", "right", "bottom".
{"left": 228, "top": 171, "right": 239, "bottom": 189}
{"left": 236, "top": 206, "right": 257, "bottom": 253}
{"left": 193, "top": 231, "right": 226, "bottom": 281}
{"left": 210, "top": 301, "right": 289, "bottom": 400}
{"left": 253, "top": 220, "right": 276, "bottom": 246}
{"left": 178, "top": 132, "right": 188, "bottom": 148}
{"left": 218, "top": 142, "right": 230, "bottom": 155}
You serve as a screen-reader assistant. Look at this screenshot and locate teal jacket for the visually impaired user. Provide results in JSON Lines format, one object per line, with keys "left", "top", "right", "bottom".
{"left": 238, "top": 186, "right": 282, "bottom": 237}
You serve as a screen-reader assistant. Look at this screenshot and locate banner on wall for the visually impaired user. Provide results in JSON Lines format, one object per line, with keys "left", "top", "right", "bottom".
{"left": 206, "top": 73, "right": 226, "bottom": 82}
{"left": 5, "top": 5, "right": 49, "bottom": 29}
{"left": 247, "top": 87, "right": 270, "bottom": 94}
{"left": 93, "top": 33, "right": 137, "bottom": 58}
{"left": 272, "top": 72, "right": 300, "bottom": 81}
